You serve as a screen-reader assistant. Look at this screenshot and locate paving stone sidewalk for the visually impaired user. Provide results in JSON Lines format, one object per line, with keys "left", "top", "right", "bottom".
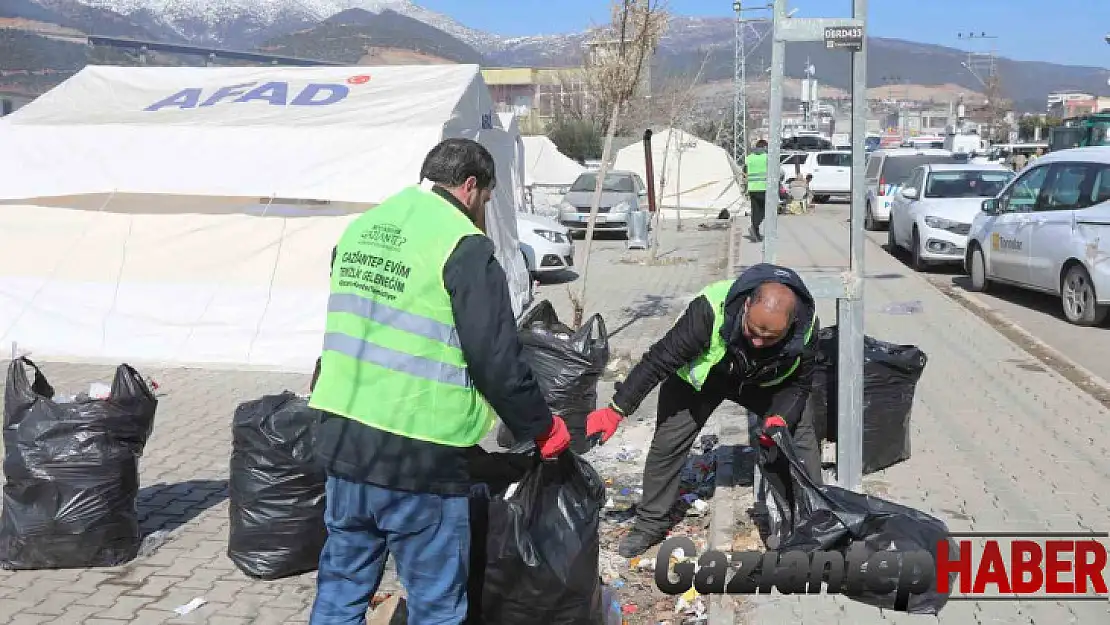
{"left": 721, "top": 207, "right": 1110, "bottom": 625}
{"left": 0, "top": 219, "right": 732, "bottom": 625}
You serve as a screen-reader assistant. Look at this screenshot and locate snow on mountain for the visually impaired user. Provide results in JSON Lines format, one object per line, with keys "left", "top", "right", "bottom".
{"left": 66, "top": 0, "right": 503, "bottom": 50}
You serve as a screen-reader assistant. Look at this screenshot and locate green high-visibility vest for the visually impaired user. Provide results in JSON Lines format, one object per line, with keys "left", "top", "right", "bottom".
{"left": 309, "top": 185, "right": 496, "bottom": 447}
{"left": 745, "top": 152, "right": 768, "bottom": 192}
{"left": 676, "top": 280, "right": 816, "bottom": 391}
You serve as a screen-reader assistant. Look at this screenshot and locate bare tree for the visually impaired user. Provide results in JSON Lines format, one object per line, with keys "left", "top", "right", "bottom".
{"left": 570, "top": 0, "right": 668, "bottom": 327}
{"left": 646, "top": 49, "right": 712, "bottom": 255}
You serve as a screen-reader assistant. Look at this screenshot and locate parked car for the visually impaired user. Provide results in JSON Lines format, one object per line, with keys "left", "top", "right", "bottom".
{"left": 558, "top": 170, "right": 649, "bottom": 238}
{"left": 966, "top": 147, "right": 1110, "bottom": 326}
{"left": 887, "top": 163, "right": 1014, "bottom": 271}
{"left": 779, "top": 150, "right": 853, "bottom": 203}
{"left": 517, "top": 212, "right": 574, "bottom": 276}
{"left": 863, "top": 148, "right": 959, "bottom": 230}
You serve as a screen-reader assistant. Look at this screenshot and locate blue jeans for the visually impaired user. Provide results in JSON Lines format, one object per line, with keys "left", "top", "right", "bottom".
{"left": 309, "top": 476, "right": 470, "bottom": 625}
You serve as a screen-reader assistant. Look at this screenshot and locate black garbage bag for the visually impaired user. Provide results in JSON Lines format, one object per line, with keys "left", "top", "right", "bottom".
{"left": 807, "top": 326, "right": 927, "bottom": 473}
{"left": 497, "top": 301, "right": 609, "bottom": 454}
{"left": 468, "top": 450, "right": 606, "bottom": 625}
{"left": 228, "top": 391, "right": 327, "bottom": 580}
{"left": 759, "top": 430, "right": 957, "bottom": 615}
{"left": 1, "top": 358, "right": 158, "bottom": 569}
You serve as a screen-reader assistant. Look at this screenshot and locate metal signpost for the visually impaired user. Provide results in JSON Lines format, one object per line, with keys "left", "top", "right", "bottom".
{"left": 763, "top": 0, "right": 867, "bottom": 491}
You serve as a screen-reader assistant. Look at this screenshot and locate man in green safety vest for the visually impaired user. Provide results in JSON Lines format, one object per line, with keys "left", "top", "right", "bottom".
{"left": 585, "top": 263, "right": 822, "bottom": 558}
{"left": 744, "top": 139, "right": 770, "bottom": 242}
{"left": 308, "top": 138, "right": 571, "bottom": 624}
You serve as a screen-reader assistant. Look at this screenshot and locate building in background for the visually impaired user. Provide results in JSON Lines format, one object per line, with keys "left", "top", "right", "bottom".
{"left": 1047, "top": 94, "right": 1110, "bottom": 118}
{"left": 481, "top": 67, "right": 594, "bottom": 134}
{"left": 1047, "top": 91, "right": 1095, "bottom": 113}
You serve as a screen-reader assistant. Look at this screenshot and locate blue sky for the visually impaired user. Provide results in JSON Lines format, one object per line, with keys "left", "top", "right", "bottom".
{"left": 420, "top": 0, "right": 1110, "bottom": 68}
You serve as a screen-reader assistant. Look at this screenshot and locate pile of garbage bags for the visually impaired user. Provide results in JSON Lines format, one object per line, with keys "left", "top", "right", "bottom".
{"left": 498, "top": 301, "right": 610, "bottom": 454}
{"left": 228, "top": 392, "right": 327, "bottom": 580}
{"left": 805, "top": 325, "right": 928, "bottom": 474}
{"left": 468, "top": 448, "right": 607, "bottom": 624}
{"left": 1, "top": 358, "right": 158, "bottom": 569}
{"left": 759, "top": 430, "right": 957, "bottom": 615}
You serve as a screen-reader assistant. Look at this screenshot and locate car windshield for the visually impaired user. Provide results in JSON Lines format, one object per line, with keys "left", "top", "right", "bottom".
{"left": 569, "top": 173, "right": 635, "bottom": 193}
{"left": 925, "top": 171, "right": 1014, "bottom": 198}
{"left": 882, "top": 155, "right": 957, "bottom": 184}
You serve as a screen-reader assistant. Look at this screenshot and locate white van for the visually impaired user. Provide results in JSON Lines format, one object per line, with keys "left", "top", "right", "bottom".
{"left": 863, "top": 148, "right": 958, "bottom": 230}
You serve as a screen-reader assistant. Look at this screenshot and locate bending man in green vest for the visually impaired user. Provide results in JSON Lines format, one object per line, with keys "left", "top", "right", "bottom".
{"left": 744, "top": 139, "right": 770, "bottom": 242}
{"left": 585, "top": 263, "right": 822, "bottom": 558}
{"left": 308, "top": 138, "right": 571, "bottom": 624}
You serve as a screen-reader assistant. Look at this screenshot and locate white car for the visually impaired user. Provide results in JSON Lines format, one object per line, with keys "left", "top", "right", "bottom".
{"left": 517, "top": 212, "right": 574, "bottom": 276}
{"left": 780, "top": 150, "right": 853, "bottom": 202}
{"left": 888, "top": 163, "right": 1014, "bottom": 271}
{"left": 966, "top": 146, "right": 1110, "bottom": 326}
{"left": 864, "top": 148, "right": 959, "bottom": 230}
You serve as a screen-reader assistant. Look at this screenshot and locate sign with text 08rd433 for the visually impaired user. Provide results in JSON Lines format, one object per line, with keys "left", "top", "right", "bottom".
{"left": 825, "top": 26, "right": 864, "bottom": 51}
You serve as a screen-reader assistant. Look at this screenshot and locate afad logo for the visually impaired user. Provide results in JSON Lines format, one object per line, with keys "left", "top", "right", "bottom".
{"left": 143, "top": 74, "right": 373, "bottom": 112}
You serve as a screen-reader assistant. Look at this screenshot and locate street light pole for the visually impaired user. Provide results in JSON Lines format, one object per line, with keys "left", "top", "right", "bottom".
{"left": 733, "top": 1, "right": 743, "bottom": 163}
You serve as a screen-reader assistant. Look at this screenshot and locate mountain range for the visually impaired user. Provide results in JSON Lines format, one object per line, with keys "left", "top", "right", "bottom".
{"left": 2, "top": 0, "right": 1108, "bottom": 112}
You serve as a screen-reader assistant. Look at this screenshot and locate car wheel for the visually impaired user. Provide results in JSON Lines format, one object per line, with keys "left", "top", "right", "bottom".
{"left": 864, "top": 203, "right": 878, "bottom": 231}
{"left": 910, "top": 228, "right": 929, "bottom": 272}
{"left": 1060, "top": 264, "right": 1109, "bottom": 326}
{"left": 968, "top": 244, "right": 991, "bottom": 293}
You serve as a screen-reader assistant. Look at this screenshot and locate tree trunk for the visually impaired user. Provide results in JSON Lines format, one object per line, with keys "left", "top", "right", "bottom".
{"left": 572, "top": 102, "right": 623, "bottom": 328}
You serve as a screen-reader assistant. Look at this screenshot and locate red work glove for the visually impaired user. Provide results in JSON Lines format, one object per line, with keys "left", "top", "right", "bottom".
{"left": 585, "top": 406, "right": 624, "bottom": 445}
{"left": 758, "top": 415, "right": 788, "bottom": 448}
{"left": 535, "top": 416, "right": 571, "bottom": 459}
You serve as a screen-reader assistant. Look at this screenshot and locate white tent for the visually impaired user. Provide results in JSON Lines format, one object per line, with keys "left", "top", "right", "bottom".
{"left": 520, "top": 136, "right": 584, "bottom": 217}
{"left": 497, "top": 112, "right": 527, "bottom": 211}
{"left": 521, "top": 135, "right": 585, "bottom": 188}
{"left": 613, "top": 127, "right": 747, "bottom": 219}
{"left": 0, "top": 64, "right": 531, "bottom": 372}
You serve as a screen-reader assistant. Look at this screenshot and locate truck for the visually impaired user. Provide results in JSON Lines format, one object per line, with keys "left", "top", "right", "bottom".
{"left": 1048, "top": 113, "right": 1110, "bottom": 152}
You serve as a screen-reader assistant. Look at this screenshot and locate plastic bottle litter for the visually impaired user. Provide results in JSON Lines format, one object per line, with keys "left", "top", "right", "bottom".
{"left": 880, "top": 300, "right": 924, "bottom": 315}
{"left": 602, "top": 586, "right": 623, "bottom": 625}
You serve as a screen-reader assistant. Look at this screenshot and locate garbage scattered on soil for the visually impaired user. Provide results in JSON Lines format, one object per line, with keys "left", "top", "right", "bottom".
{"left": 594, "top": 429, "right": 721, "bottom": 625}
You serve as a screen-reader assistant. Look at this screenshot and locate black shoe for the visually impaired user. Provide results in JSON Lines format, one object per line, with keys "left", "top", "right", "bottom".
{"left": 618, "top": 527, "right": 667, "bottom": 558}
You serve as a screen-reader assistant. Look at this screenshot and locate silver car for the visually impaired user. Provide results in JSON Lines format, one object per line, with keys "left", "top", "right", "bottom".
{"left": 558, "top": 170, "right": 648, "bottom": 238}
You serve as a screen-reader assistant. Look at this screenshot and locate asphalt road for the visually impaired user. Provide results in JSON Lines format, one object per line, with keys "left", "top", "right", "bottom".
{"left": 811, "top": 199, "right": 1110, "bottom": 385}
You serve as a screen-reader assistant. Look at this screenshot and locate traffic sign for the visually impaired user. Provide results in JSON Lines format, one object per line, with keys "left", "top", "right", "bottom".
{"left": 824, "top": 26, "right": 864, "bottom": 51}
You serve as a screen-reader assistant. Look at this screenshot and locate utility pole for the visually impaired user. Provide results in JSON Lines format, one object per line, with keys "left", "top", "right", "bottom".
{"left": 958, "top": 32, "right": 1003, "bottom": 141}
{"left": 764, "top": 0, "right": 868, "bottom": 492}
{"left": 733, "top": 1, "right": 744, "bottom": 163}
{"left": 733, "top": 2, "right": 773, "bottom": 164}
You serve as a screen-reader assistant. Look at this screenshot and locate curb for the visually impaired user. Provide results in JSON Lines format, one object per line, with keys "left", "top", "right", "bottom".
{"left": 706, "top": 208, "right": 748, "bottom": 625}
{"left": 930, "top": 279, "right": 1110, "bottom": 407}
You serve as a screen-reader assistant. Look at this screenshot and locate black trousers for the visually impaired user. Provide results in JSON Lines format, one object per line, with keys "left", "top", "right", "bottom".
{"left": 748, "top": 191, "right": 766, "bottom": 236}
{"left": 635, "top": 374, "right": 821, "bottom": 535}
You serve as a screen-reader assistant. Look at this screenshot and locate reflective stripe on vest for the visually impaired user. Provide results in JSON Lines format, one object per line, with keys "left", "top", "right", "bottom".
{"left": 309, "top": 185, "right": 496, "bottom": 447}
{"left": 746, "top": 153, "right": 768, "bottom": 191}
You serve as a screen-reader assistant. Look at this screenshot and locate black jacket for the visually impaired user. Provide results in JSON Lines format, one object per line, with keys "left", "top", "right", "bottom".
{"left": 312, "top": 186, "right": 553, "bottom": 495}
{"left": 612, "top": 263, "right": 819, "bottom": 427}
